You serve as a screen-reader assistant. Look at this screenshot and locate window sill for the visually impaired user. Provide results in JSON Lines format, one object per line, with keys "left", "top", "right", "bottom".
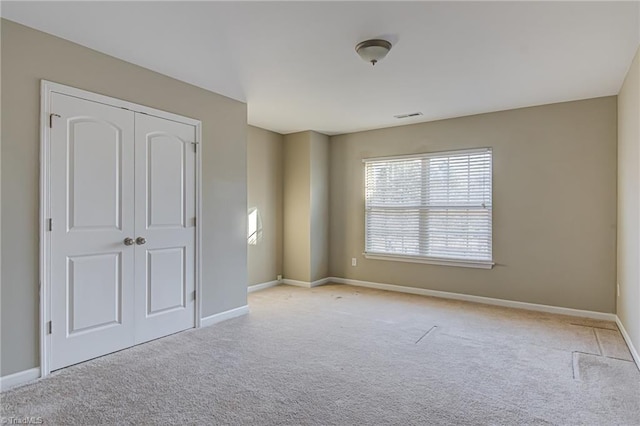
{"left": 363, "top": 253, "right": 494, "bottom": 269}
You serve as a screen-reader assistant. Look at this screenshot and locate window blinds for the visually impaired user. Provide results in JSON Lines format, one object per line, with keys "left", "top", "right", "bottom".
{"left": 364, "top": 148, "right": 493, "bottom": 265}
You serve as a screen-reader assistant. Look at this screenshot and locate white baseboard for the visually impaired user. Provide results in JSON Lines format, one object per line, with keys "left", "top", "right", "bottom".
{"left": 200, "top": 305, "right": 249, "bottom": 328}
{"left": 329, "top": 277, "right": 617, "bottom": 322}
{"left": 248, "top": 280, "right": 281, "bottom": 293}
{"left": 281, "top": 278, "right": 312, "bottom": 287}
{"left": 616, "top": 316, "right": 640, "bottom": 369}
{"left": 310, "top": 277, "right": 332, "bottom": 287}
{"left": 281, "top": 278, "right": 308, "bottom": 287}
{"left": 1, "top": 367, "right": 40, "bottom": 392}
{"left": 282, "top": 277, "right": 332, "bottom": 288}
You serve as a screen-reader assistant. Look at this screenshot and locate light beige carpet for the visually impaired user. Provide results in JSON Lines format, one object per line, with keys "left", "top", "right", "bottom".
{"left": 1, "top": 284, "right": 639, "bottom": 425}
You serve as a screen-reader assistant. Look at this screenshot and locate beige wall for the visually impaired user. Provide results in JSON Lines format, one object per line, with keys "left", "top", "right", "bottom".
{"left": 330, "top": 97, "right": 618, "bottom": 313}
{"left": 310, "top": 132, "right": 330, "bottom": 282}
{"left": 283, "top": 132, "right": 311, "bottom": 282}
{"left": 617, "top": 46, "right": 640, "bottom": 354}
{"left": 282, "top": 131, "right": 330, "bottom": 283}
{"left": 247, "top": 126, "right": 283, "bottom": 286}
{"left": 1, "top": 20, "right": 248, "bottom": 376}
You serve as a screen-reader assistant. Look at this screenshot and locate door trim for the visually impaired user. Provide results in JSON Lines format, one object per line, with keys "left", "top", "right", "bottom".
{"left": 39, "top": 80, "right": 203, "bottom": 377}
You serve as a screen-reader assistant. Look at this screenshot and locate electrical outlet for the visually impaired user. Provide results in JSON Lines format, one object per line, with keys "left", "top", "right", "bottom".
{"left": 617, "top": 283, "right": 620, "bottom": 298}
{"left": 277, "top": 274, "right": 282, "bottom": 281}
{"left": 351, "top": 258, "right": 357, "bottom": 267}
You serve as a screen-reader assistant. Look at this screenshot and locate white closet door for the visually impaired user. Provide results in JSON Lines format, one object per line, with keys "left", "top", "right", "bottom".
{"left": 134, "top": 113, "right": 196, "bottom": 344}
{"left": 49, "top": 93, "right": 136, "bottom": 370}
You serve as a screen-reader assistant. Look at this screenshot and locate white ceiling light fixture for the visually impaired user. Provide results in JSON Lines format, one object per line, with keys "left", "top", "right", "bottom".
{"left": 355, "top": 39, "right": 392, "bottom": 66}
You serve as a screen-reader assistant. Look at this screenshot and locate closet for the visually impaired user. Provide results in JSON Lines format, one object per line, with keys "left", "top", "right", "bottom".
{"left": 43, "top": 84, "right": 199, "bottom": 371}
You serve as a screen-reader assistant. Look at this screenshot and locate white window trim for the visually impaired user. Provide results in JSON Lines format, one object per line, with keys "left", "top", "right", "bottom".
{"left": 363, "top": 253, "right": 494, "bottom": 269}
{"left": 363, "top": 148, "right": 494, "bottom": 269}
{"left": 361, "top": 147, "right": 493, "bottom": 164}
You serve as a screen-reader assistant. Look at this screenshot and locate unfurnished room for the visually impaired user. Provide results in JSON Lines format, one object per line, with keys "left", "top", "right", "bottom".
{"left": 0, "top": 1, "right": 639, "bottom": 425}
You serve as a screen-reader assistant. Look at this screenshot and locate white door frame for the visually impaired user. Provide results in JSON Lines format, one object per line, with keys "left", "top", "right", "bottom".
{"left": 39, "top": 80, "right": 203, "bottom": 377}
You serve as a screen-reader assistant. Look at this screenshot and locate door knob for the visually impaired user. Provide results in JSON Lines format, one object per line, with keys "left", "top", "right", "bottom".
{"left": 136, "top": 237, "right": 147, "bottom": 245}
{"left": 124, "top": 237, "right": 135, "bottom": 246}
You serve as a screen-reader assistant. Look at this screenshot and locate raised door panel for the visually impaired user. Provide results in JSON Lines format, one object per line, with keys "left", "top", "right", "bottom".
{"left": 68, "top": 119, "right": 122, "bottom": 231}
{"left": 146, "top": 247, "right": 186, "bottom": 316}
{"left": 68, "top": 253, "right": 122, "bottom": 334}
{"left": 146, "top": 132, "right": 186, "bottom": 229}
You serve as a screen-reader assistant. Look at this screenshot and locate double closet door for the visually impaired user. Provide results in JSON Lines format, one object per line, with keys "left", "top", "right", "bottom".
{"left": 48, "top": 92, "right": 196, "bottom": 371}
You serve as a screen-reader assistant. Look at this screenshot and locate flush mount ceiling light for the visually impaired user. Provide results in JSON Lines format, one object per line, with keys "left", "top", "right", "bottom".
{"left": 355, "top": 39, "right": 392, "bottom": 66}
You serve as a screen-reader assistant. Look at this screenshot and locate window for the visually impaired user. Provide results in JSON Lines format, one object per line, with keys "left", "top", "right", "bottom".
{"left": 248, "top": 207, "right": 262, "bottom": 245}
{"left": 364, "top": 148, "right": 493, "bottom": 268}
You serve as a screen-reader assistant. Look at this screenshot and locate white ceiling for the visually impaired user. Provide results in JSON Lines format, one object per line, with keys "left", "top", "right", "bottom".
{"left": 3, "top": 1, "right": 640, "bottom": 135}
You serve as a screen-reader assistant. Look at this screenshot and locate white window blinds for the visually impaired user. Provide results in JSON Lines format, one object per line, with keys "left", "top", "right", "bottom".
{"left": 364, "top": 148, "right": 493, "bottom": 267}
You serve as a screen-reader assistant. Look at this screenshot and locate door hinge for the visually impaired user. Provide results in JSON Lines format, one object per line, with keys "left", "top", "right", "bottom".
{"left": 190, "top": 142, "right": 198, "bottom": 152}
{"left": 193, "top": 217, "right": 196, "bottom": 227}
{"left": 47, "top": 218, "right": 53, "bottom": 231}
{"left": 47, "top": 321, "right": 52, "bottom": 334}
{"left": 192, "top": 290, "right": 196, "bottom": 301}
{"left": 49, "top": 113, "right": 61, "bottom": 128}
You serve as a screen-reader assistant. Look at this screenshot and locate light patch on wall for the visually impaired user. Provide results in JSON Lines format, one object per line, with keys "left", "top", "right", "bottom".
{"left": 248, "top": 207, "right": 263, "bottom": 245}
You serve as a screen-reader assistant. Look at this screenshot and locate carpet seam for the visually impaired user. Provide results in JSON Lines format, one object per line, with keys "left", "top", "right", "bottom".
{"left": 569, "top": 323, "right": 618, "bottom": 331}
{"left": 572, "top": 350, "right": 635, "bottom": 363}
{"left": 415, "top": 326, "right": 437, "bottom": 344}
{"left": 572, "top": 352, "right": 580, "bottom": 380}
{"left": 593, "top": 328, "right": 604, "bottom": 356}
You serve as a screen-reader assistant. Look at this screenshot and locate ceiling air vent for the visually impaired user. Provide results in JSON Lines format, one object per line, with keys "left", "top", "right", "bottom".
{"left": 394, "top": 112, "right": 423, "bottom": 119}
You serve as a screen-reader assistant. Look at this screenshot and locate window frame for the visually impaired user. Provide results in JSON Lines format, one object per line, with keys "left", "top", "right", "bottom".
{"left": 362, "top": 148, "right": 494, "bottom": 270}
